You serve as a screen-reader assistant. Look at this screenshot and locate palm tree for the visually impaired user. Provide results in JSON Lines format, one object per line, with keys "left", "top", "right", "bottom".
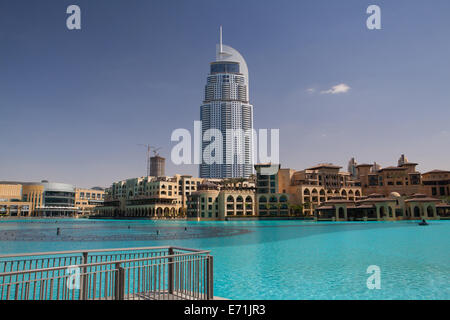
{"left": 442, "top": 196, "right": 450, "bottom": 204}
{"left": 289, "top": 204, "right": 304, "bottom": 216}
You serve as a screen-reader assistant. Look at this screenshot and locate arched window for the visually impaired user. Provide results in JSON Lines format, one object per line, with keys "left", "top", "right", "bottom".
{"left": 303, "top": 189, "right": 310, "bottom": 196}
{"left": 236, "top": 196, "right": 243, "bottom": 203}
{"left": 259, "top": 196, "right": 267, "bottom": 203}
{"left": 245, "top": 196, "right": 252, "bottom": 202}
{"left": 279, "top": 195, "right": 287, "bottom": 203}
{"left": 227, "top": 195, "right": 234, "bottom": 202}
{"left": 319, "top": 190, "right": 325, "bottom": 195}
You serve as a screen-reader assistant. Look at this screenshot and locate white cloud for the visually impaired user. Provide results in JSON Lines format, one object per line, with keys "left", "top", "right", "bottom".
{"left": 321, "top": 83, "right": 351, "bottom": 95}
{"left": 306, "top": 88, "right": 315, "bottom": 94}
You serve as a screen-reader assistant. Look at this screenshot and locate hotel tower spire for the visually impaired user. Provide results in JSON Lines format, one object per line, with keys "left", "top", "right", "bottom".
{"left": 219, "top": 25, "right": 223, "bottom": 54}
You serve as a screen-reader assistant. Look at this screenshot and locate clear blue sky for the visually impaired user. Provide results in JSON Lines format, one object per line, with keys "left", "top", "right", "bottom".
{"left": 1, "top": 0, "right": 449, "bottom": 188}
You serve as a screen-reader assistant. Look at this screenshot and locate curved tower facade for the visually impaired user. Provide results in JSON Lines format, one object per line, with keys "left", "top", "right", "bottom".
{"left": 199, "top": 31, "right": 254, "bottom": 179}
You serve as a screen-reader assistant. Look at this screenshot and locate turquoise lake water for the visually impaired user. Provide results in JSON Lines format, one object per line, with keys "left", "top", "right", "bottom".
{"left": 0, "top": 219, "right": 449, "bottom": 300}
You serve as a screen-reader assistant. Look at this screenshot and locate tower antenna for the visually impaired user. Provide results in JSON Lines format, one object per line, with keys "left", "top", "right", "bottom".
{"left": 219, "top": 25, "right": 223, "bottom": 53}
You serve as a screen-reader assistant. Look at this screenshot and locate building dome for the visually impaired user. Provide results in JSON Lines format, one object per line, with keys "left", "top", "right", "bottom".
{"left": 389, "top": 192, "right": 401, "bottom": 198}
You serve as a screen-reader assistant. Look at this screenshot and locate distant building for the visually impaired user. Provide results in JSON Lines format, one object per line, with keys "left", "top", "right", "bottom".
{"left": 315, "top": 193, "right": 450, "bottom": 221}
{"left": 186, "top": 182, "right": 255, "bottom": 220}
{"left": 398, "top": 154, "right": 409, "bottom": 167}
{"left": 371, "top": 162, "right": 382, "bottom": 172}
{"left": 0, "top": 181, "right": 104, "bottom": 217}
{"left": 275, "top": 164, "right": 362, "bottom": 216}
{"left": 348, "top": 157, "right": 358, "bottom": 179}
{"left": 342, "top": 157, "right": 450, "bottom": 214}
{"left": 356, "top": 161, "right": 422, "bottom": 196}
{"left": 22, "top": 183, "right": 45, "bottom": 215}
{"left": 96, "top": 174, "right": 256, "bottom": 220}
{"left": 254, "top": 164, "right": 290, "bottom": 217}
{"left": 422, "top": 170, "right": 450, "bottom": 198}
{"left": 0, "top": 181, "right": 76, "bottom": 216}
{"left": 96, "top": 175, "right": 206, "bottom": 218}
{"left": 150, "top": 156, "right": 165, "bottom": 177}
{"left": 0, "top": 183, "right": 32, "bottom": 217}
{"left": 75, "top": 187, "right": 105, "bottom": 215}
{"left": 38, "top": 182, "right": 77, "bottom": 216}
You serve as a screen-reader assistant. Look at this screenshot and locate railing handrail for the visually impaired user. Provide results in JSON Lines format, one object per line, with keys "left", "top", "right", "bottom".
{"left": 0, "top": 245, "right": 208, "bottom": 259}
{"left": 0, "top": 256, "right": 209, "bottom": 287}
{"left": 0, "top": 250, "right": 211, "bottom": 277}
{"left": 0, "top": 246, "right": 214, "bottom": 301}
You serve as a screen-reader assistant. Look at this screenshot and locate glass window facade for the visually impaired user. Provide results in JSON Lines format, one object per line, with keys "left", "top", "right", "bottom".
{"left": 210, "top": 62, "right": 240, "bottom": 74}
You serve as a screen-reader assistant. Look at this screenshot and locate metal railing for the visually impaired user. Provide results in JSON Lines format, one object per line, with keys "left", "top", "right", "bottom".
{"left": 0, "top": 246, "right": 213, "bottom": 300}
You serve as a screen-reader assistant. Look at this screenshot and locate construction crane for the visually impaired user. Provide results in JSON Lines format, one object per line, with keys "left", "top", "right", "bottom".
{"left": 152, "top": 147, "right": 162, "bottom": 157}
{"left": 137, "top": 144, "right": 155, "bottom": 177}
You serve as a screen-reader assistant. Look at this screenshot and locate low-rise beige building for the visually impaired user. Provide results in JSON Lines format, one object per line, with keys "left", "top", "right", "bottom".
{"left": 95, "top": 175, "right": 256, "bottom": 219}
{"left": 356, "top": 162, "right": 422, "bottom": 196}
{"left": 0, "top": 183, "right": 33, "bottom": 216}
{"left": 262, "top": 164, "right": 362, "bottom": 217}
{"left": 422, "top": 170, "right": 450, "bottom": 199}
{"left": 316, "top": 193, "right": 449, "bottom": 221}
{"left": 96, "top": 175, "right": 205, "bottom": 218}
{"left": 22, "top": 184, "right": 44, "bottom": 215}
{"left": 254, "top": 164, "right": 291, "bottom": 217}
{"left": 186, "top": 182, "right": 255, "bottom": 220}
{"left": 75, "top": 187, "right": 105, "bottom": 215}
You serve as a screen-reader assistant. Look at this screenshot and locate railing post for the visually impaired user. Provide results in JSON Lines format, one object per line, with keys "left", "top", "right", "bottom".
{"left": 168, "top": 247, "right": 174, "bottom": 295}
{"left": 115, "top": 262, "right": 125, "bottom": 300}
{"left": 80, "top": 252, "right": 88, "bottom": 300}
{"left": 207, "top": 255, "right": 214, "bottom": 300}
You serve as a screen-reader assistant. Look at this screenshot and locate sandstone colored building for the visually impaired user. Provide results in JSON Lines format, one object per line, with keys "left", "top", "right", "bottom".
{"left": 354, "top": 157, "right": 450, "bottom": 201}
{"left": 422, "top": 170, "right": 450, "bottom": 198}
{"left": 96, "top": 175, "right": 205, "bottom": 218}
{"left": 263, "top": 164, "right": 362, "bottom": 217}
{"left": 316, "top": 192, "right": 450, "bottom": 221}
{"left": 0, "top": 183, "right": 32, "bottom": 216}
{"left": 356, "top": 162, "right": 422, "bottom": 196}
{"left": 1, "top": 181, "right": 104, "bottom": 217}
{"left": 96, "top": 174, "right": 257, "bottom": 219}
{"left": 186, "top": 182, "right": 255, "bottom": 220}
{"left": 75, "top": 187, "right": 105, "bottom": 215}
